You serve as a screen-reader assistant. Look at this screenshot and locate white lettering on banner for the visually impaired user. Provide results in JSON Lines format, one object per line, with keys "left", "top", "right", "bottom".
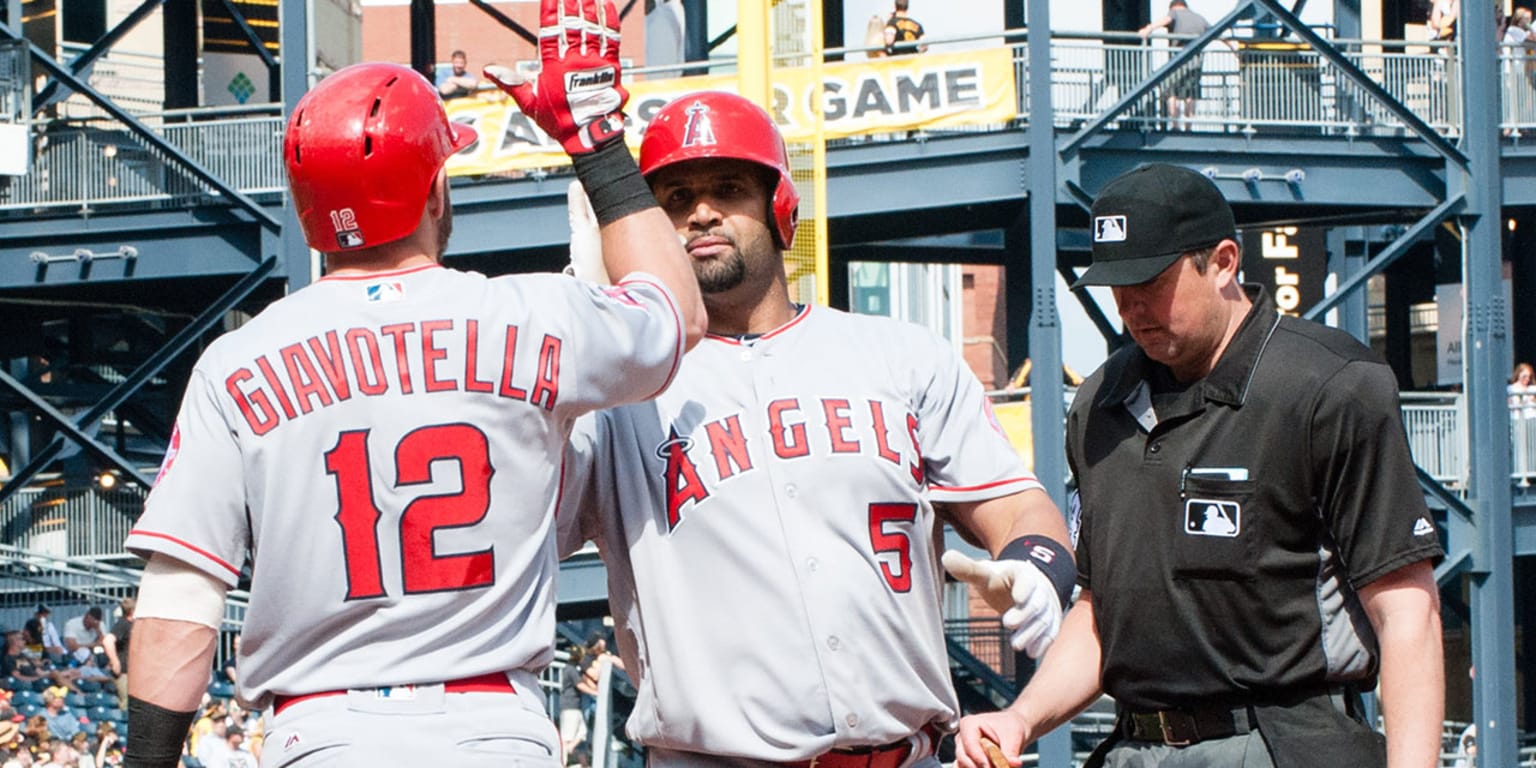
{"left": 812, "top": 67, "right": 984, "bottom": 122}
{"left": 1261, "top": 227, "right": 1302, "bottom": 315}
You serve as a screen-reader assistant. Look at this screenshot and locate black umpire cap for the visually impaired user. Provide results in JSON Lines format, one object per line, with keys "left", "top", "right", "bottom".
{"left": 1073, "top": 163, "right": 1237, "bottom": 288}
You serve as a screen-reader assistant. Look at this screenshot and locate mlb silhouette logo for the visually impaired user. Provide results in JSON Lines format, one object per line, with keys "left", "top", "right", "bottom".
{"left": 1184, "top": 498, "right": 1240, "bottom": 537}
{"left": 366, "top": 281, "right": 405, "bottom": 303}
{"left": 1094, "top": 215, "right": 1127, "bottom": 243}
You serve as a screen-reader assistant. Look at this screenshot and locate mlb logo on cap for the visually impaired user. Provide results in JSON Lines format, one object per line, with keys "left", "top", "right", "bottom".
{"left": 1072, "top": 163, "right": 1237, "bottom": 288}
{"left": 1094, "top": 216, "right": 1127, "bottom": 243}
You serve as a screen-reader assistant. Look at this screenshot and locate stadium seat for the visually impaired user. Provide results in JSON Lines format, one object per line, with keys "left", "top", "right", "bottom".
{"left": 16, "top": 703, "right": 39, "bottom": 717}
{"left": 88, "top": 692, "right": 117, "bottom": 708}
{"left": 105, "top": 707, "right": 125, "bottom": 723}
{"left": 13, "top": 690, "right": 41, "bottom": 707}
{"left": 65, "top": 693, "right": 88, "bottom": 708}
{"left": 77, "top": 680, "right": 102, "bottom": 693}
{"left": 2, "top": 676, "right": 18, "bottom": 690}
{"left": 207, "top": 680, "right": 235, "bottom": 700}
{"left": 29, "top": 679, "right": 49, "bottom": 693}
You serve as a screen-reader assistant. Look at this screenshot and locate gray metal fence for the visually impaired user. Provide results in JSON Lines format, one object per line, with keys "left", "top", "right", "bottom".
{"left": 3, "top": 33, "right": 1519, "bottom": 214}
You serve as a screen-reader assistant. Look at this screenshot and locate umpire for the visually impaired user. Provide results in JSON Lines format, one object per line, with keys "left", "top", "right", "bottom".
{"left": 954, "top": 163, "right": 1445, "bottom": 768}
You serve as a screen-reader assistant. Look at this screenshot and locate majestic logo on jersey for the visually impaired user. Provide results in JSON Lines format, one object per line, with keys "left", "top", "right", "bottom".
{"left": 657, "top": 428, "right": 707, "bottom": 530}
{"left": 1094, "top": 215, "right": 1127, "bottom": 243}
{"left": 680, "top": 100, "right": 717, "bottom": 148}
{"left": 1413, "top": 517, "right": 1435, "bottom": 537}
{"left": 1184, "top": 498, "right": 1240, "bottom": 537}
{"left": 653, "top": 398, "right": 924, "bottom": 532}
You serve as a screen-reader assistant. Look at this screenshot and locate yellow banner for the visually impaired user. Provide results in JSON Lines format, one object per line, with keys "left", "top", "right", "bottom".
{"left": 444, "top": 47, "right": 1018, "bottom": 177}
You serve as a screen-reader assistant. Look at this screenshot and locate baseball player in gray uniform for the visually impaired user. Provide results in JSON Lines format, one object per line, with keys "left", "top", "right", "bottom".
{"left": 123, "top": 4, "right": 705, "bottom": 764}
{"left": 558, "top": 91, "right": 1075, "bottom": 768}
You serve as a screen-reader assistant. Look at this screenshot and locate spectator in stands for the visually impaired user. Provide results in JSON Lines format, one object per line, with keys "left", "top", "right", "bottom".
{"left": 39, "top": 692, "right": 78, "bottom": 742}
{"left": 575, "top": 632, "right": 622, "bottom": 733}
{"left": 7, "top": 632, "right": 81, "bottom": 697}
{"left": 436, "top": 50, "right": 479, "bottom": 100}
{"left": 189, "top": 698, "right": 227, "bottom": 758}
{"left": 24, "top": 607, "right": 64, "bottom": 665}
{"left": 101, "top": 598, "right": 132, "bottom": 712}
{"left": 94, "top": 724, "right": 120, "bottom": 767}
{"left": 24, "top": 712, "right": 52, "bottom": 754}
{"left": 1510, "top": 361, "right": 1536, "bottom": 417}
{"left": 1430, "top": 0, "right": 1459, "bottom": 41}
{"left": 1503, "top": 8, "right": 1535, "bottom": 136}
{"left": 67, "top": 730, "right": 92, "bottom": 768}
{"left": 882, "top": 0, "right": 927, "bottom": 55}
{"left": 194, "top": 713, "right": 232, "bottom": 768}
{"left": 62, "top": 608, "right": 103, "bottom": 667}
{"left": 220, "top": 634, "right": 239, "bottom": 687}
{"left": 1139, "top": 0, "right": 1215, "bottom": 131}
{"left": 0, "top": 630, "right": 32, "bottom": 683}
{"left": 557, "top": 642, "right": 588, "bottom": 765}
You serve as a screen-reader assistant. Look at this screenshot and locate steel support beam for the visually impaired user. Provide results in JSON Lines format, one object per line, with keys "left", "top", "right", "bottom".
{"left": 1026, "top": 6, "right": 1072, "bottom": 766}
{"left": 0, "top": 28, "right": 281, "bottom": 231}
{"left": 0, "top": 257, "right": 279, "bottom": 501}
{"left": 31, "top": 0, "right": 165, "bottom": 112}
{"left": 1303, "top": 196, "right": 1461, "bottom": 321}
{"left": 1460, "top": 5, "right": 1519, "bottom": 761}
{"left": 279, "top": 0, "right": 309, "bottom": 289}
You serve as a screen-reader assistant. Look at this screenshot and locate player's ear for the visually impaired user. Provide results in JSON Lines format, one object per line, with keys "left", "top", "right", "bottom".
{"left": 424, "top": 169, "right": 450, "bottom": 221}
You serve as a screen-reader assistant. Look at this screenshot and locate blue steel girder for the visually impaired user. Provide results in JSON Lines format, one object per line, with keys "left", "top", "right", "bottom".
{"left": 0, "top": 256, "right": 280, "bottom": 500}
{"left": 1304, "top": 194, "right": 1463, "bottom": 321}
{"left": 1059, "top": 3, "right": 1255, "bottom": 157}
{"left": 0, "top": 367, "right": 153, "bottom": 487}
{"left": 214, "top": 0, "right": 278, "bottom": 69}
{"left": 0, "top": 209, "right": 276, "bottom": 288}
{"left": 1247, "top": 0, "right": 1466, "bottom": 165}
{"left": 0, "top": 28, "right": 281, "bottom": 232}
{"left": 31, "top": 0, "right": 165, "bottom": 113}
{"left": 1070, "top": 132, "right": 1449, "bottom": 210}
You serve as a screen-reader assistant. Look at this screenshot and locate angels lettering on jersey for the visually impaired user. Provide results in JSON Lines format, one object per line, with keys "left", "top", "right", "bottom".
{"left": 656, "top": 396, "right": 925, "bottom": 530}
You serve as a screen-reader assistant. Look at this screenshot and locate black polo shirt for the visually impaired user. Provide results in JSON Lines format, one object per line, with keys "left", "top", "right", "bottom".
{"left": 1067, "top": 286, "right": 1442, "bottom": 711}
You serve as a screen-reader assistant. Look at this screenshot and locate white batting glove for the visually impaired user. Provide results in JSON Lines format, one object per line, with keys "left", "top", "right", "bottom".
{"left": 564, "top": 180, "right": 610, "bottom": 285}
{"left": 942, "top": 549, "right": 1063, "bottom": 659}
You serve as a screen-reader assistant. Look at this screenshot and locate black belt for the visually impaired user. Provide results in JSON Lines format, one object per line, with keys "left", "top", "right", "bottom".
{"left": 1121, "top": 706, "right": 1255, "bottom": 746}
{"left": 1118, "top": 684, "right": 1366, "bottom": 747}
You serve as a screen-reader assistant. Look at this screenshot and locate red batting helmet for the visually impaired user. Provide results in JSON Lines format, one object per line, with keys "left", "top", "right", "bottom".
{"left": 639, "top": 91, "right": 800, "bottom": 249}
{"left": 284, "top": 63, "right": 476, "bottom": 252}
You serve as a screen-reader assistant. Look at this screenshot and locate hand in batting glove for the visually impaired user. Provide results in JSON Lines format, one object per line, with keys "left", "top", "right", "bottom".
{"left": 942, "top": 549, "right": 1064, "bottom": 659}
{"left": 483, "top": 0, "right": 628, "bottom": 155}
{"left": 564, "top": 180, "right": 610, "bottom": 284}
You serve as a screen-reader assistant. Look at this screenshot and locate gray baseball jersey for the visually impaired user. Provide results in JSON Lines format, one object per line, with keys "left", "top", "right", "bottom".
{"left": 127, "top": 264, "right": 685, "bottom": 711}
{"left": 559, "top": 304, "right": 1041, "bottom": 762}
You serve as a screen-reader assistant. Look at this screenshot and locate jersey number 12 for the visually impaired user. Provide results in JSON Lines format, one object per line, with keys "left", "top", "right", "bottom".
{"left": 325, "top": 424, "right": 495, "bottom": 600}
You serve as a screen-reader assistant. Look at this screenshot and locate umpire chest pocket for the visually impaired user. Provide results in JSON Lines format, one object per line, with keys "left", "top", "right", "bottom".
{"left": 1172, "top": 477, "right": 1258, "bottom": 581}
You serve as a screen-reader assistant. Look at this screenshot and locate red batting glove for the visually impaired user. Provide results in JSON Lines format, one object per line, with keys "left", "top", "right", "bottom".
{"left": 483, "top": 0, "right": 628, "bottom": 156}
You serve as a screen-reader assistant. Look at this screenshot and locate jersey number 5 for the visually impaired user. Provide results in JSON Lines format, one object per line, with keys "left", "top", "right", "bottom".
{"left": 868, "top": 502, "right": 918, "bottom": 593}
{"left": 325, "top": 424, "right": 495, "bottom": 600}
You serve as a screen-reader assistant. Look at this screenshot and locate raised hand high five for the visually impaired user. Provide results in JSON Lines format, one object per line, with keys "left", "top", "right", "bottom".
{"left": 484, "top": 0, "right": 629, "bottom": 155}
